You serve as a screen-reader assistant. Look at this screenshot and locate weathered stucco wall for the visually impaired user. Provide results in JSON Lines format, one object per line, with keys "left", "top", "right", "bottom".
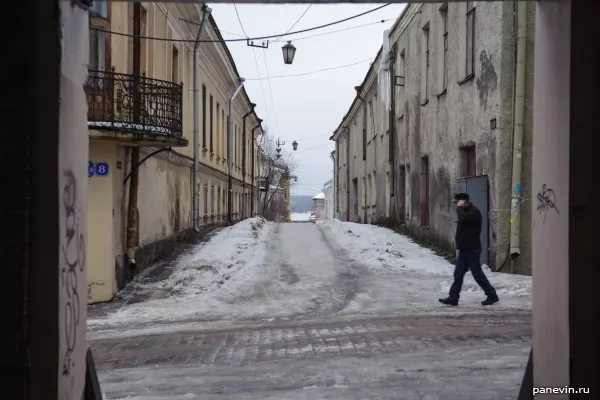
{"left": 333, "top": 2, "right": 534, "bottom": 274}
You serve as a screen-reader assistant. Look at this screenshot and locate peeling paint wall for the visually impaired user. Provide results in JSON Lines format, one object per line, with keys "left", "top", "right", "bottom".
{"left": 333, "top": 2, "right": 534, "bottom": 274}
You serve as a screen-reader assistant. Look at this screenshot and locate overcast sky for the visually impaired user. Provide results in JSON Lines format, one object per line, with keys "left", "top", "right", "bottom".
{"left": 209, "top": 3, "right": 407, "bottom": 195}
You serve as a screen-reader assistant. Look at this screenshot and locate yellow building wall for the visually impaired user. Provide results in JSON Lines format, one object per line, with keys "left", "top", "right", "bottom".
{"left": 87, "top": 141, "right": 117, "bottom": 303}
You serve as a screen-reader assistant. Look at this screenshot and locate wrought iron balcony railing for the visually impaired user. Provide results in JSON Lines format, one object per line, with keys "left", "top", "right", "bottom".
{"left": 85, "top": 68, "right": 183, "bottom": 138}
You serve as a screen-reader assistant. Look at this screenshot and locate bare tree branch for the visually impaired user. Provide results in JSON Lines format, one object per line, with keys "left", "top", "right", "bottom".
{"left": 257, "top": 130, "right": 297, "bottom": 222}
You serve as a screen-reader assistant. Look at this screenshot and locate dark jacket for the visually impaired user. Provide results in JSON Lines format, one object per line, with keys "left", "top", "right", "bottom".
{"left": 455, "top": 203, "right": 482, "bottom": 250}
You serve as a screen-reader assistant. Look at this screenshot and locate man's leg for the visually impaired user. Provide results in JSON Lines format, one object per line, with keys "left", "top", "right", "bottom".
{"left": 448, "top": 251, "right": 469, "bottom": 300}
{"left": 466, "top": 250, "right": 499, "bottom": 301}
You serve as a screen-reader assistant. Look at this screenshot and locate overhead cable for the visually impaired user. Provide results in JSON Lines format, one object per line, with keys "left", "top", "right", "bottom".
{"left": 90, "top": 4, "right": 392, "bottom": 43}
{"left": 245, "top": 58, "right": 374, "bottom": 80}
{"left": 272, "top": 4, "right": 313, "bottom": 42}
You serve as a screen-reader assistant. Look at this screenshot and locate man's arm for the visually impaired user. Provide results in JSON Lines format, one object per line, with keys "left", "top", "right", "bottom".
{"left": 456, "top": 206, "right": 478, "bottom": 223}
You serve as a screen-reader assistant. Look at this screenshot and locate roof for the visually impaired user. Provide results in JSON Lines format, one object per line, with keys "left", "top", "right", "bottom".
{"left": 208, "top": 13, "right": 262, "bottom": 129}
{"left": 330, "top": 4, "right": 419, "bottom": 141}
{"left": 313, "top": 192, "right": 325, "bottom": 200}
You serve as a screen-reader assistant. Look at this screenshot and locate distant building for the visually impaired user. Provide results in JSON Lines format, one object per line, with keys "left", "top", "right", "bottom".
{"left": 312, "top": 192, "right": 326, "bottom": 222}
{"left": 322, "top": 179, "right": 334, "bottom": 220}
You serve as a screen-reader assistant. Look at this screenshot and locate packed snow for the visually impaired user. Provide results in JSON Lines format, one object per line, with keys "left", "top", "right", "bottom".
{"left": 98, "top": 344, "right": 530, "bottom": 400}
{"left": 88, "top": 218, "right": 531, "bottom": 337}
{"left": 321, "top": 220, "right": 531, "bottom": 314}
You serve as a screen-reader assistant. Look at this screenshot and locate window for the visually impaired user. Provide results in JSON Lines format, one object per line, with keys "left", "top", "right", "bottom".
{"left": 422, "top": 23, "right": 430, "bottom": 103}
{"left": 217, "top": 188, "right": 221, "bottom": 215}
{"left": 420, "top": 157, "right": 430, "bottom": 226}
{"left": 234, "top": 125, "right": 238, "bottom": 166}
{"left": 89, "top": 0, "right": 110, "bottom": 72}
{"left": 209, "top": 95, "right": 214, "bottom": 153}
{"left": 202, "top": 86, "right": 207, "bottom": 148}
{"left": 90, "top": 1, "right": 108, "bottom": 18}
{"left": 89, "top": 30, "right": 107, "bottom": 71}
{"left": 373, "top": 172, "right": 377, "bottom": 205}
{"left": 397, "top": 49, "right": 406, "bottom": 117}
{"left": 203, "top": 185, "right": 209, "bottom": 215}
{"left": 216, "top": 103, "right": 221, "bottom": 156}
{"left": 399, "top": 165, "right": 406, "bottom": 220}
{"left": 362, "top": 104, "right": 367, "bottom": 160}
{"left": 440, "top": 4, "right": 449, "bottom": 91}
{"left": 221, "top": 110, "right": 225, "bottom": 159}
{"left": 171, "top": 45, "right": 179, "bottom": 83}
{"left": 460, "top": 145, "right": 477, "bottom": 177}
{"left": 466, "top": 1, "right": 476, "bottom": 77}
{"left": 386, "top": 172, "right": 391, "bottom": 217}
{"left": 367, "top": 174, "right": 373, "bottom": 206}
{"left": 212, "top": 186, "right": 216, "bottom": 215}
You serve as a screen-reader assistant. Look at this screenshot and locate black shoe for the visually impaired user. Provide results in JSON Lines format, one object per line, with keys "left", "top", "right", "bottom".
{"left": 482, "top": 294, "right": 499, "bottom": 306}
{"left": 439, "top": 297, "right": 458, "bottom": 306}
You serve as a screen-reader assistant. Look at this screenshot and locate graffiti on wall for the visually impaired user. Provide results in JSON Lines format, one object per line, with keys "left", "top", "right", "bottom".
{"left": 536, "top": 184, "right": 559, "bottom": 222}
{"left": 61, "top": 169, "right": 86, "bottom": 378}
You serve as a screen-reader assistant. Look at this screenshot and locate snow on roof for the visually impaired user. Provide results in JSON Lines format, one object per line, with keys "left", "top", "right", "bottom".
{"left": 88, "top": 121, "right": 176, "bottom": 135}
{"left": 313, "top": 192, "right": 325, "bottom": 200}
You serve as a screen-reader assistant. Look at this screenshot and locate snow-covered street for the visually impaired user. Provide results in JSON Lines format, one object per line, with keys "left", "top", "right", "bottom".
{"left": 88, "top": 218, "right": 532, "bottom": 399}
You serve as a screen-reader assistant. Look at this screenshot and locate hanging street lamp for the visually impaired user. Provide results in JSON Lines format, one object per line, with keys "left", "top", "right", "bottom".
{"left": 292, "top": 140, "right": 298, "bottom": 151}
{"left": 282, "top": 41, "right": 296, "bottom": 65}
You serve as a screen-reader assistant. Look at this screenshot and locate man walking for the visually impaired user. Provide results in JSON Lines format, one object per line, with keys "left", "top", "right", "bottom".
{"left": 439, "top": 193, "right": 499, "bottom": 306}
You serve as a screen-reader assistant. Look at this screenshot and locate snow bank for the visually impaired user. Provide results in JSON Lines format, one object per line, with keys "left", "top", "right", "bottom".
{"left": 88, "top": 218, "right": 272, "bottom": 329}
{"left": 321, "top": 220, "right": 531, "bottom": 313}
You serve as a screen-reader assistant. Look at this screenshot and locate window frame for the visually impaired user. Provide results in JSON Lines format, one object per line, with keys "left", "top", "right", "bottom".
{"left": 440, "top": 3, "right": 449, "bottom": 92}
{"left": 88, "top": 0, "right": 111, "bottom": 71}
{"left": 209, "top": 94, "right": 214, "bottom": 154}
{"left": 422, "top": 24, "right": 430, "bottom": 104}
{"left": 466, "top": 1, "right": 476, "bottom": 78}
{"left": 202, "top": 86, "right": 207, "bottom": 149}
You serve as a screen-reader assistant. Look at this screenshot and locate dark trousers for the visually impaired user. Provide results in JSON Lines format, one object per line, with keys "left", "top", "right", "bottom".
{"left": 449, "top": 249, "right": 496, "bottom": 300}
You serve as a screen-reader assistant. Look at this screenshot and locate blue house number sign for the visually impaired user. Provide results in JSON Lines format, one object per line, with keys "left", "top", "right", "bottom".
{"left": 89, "top": 161, "right": 110, "bottom": 177}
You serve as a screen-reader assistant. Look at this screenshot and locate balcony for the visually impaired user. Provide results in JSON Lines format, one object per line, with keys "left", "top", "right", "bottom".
{"left": 85, "top": 69, "right": 188, "bottom": 147}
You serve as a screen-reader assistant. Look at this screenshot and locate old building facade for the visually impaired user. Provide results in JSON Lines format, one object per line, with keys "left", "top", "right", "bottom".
{"left": 332, "top": 2, "right": 535, "bottom": 274}
{"left": 86, "top": 2, "right": 262, "bottom": 303}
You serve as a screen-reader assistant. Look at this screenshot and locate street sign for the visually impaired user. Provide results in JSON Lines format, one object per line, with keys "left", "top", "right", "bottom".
{"left": 89, "top": 161, "right": 110, "bottom": 177}
{"left": 95, "top": 162, "right": 109, "bottom": 176}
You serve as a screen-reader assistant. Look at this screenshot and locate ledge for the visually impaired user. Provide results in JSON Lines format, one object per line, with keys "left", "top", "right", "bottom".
{"left": 436, "top": 88, "right": 447, "bottom": 98}
{"left": 458, "top": 74, "right": 475, "bottom": 85}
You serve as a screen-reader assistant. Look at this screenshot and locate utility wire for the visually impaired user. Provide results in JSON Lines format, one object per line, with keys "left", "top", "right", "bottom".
{"left": 182, "top": 17, "right": 394, "bottom": 43}
{"left": 272, "top": 19, "right": 394, "bottom": 43}
{"left": 298, "top": 143, "right": 334, "bottom": 152}
{"left": 91, "top": 4, "right": 392, "bottom": 43}
{"left": 252, "top": 47, "right": 271, "bottom": 131}
{"left": 245, "top": 58, "right": 373, "bottom": 80}
{"left": 262, "top": 50, "right": 280, "bottom": 137}
{"left": 272, "top": 4, "right": 313, "bottom": 43}
{"left": 233, "top": 3, "right": 250, "bottom": 37}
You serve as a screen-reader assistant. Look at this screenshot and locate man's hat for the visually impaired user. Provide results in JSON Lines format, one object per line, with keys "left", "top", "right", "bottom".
{"left": 451, "top": 192, "right": 470, "bottom": 203}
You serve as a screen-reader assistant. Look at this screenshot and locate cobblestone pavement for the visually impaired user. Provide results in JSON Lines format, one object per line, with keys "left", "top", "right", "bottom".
{"left": 91, "top": 311, "right": 531, "bottom": 370}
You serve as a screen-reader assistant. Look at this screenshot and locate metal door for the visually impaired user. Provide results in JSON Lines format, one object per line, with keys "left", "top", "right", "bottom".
{"left": 455, "top": 175, "right": 489, "bottom": 266}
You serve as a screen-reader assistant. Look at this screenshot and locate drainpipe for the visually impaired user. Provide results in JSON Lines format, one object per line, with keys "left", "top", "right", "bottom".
{"left": 251, "top": 120, "right": 262, "bottom": 217}
{"left": 509, "top": 1, "right": 527, "bottom": 263}
{"left": 192, "top": 6, "right": 211, "bottom": 232}
{"left": 126, "top": 2, "right": 142, "bottom": 269}
{"left": 344, "top": 127, "right": 350, "bottom": 222}
{"left": 241, "top": 104, "right": 256, "bottom": 220}
{"left": 388, "top": 46, "right": 396, "bottom": 211}
{"left": 227, "top": 78, "right": 245, "bottom": 225}
{"left": 355, "top": 86, "right": 368, "bottom": 224}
